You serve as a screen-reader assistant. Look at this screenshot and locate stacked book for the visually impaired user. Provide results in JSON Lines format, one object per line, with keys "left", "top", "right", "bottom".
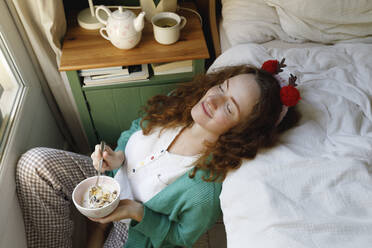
{"left": 151, "top": 60, "right": 193, "bottom": 76}
{"left": 80, "top": 64, "right": 149, "bottom": 87}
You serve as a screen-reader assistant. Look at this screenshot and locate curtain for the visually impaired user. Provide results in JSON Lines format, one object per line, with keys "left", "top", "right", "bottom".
{"left": 9, "top": 0, "right": 90, "bottom": 154}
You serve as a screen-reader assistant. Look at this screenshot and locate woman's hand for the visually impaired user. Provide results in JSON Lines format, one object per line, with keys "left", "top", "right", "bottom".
{"left": 88, "top": 199, "right": 144, "bottom": 223}
{"left": 91, "top": 145, "right": 124, "bottom": 172}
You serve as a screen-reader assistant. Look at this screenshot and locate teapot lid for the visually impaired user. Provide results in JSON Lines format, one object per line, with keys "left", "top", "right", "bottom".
{"left": 111, "top": 6, "right": 135, "bottom": 19}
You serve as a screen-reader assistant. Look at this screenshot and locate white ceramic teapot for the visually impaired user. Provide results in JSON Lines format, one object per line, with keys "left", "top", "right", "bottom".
{"left": 95, "top": 6, "right": 145, "bottom": 50}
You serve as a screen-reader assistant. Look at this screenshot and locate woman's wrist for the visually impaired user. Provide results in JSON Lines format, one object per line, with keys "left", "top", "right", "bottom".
{"left": 112, "top": 150, "right": 125, "bottom": 170}
{"left": 130, "top": 200, "right": 144, "bottom": 222}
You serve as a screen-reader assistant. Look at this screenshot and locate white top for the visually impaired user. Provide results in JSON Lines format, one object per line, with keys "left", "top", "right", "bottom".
{"left": 114, "top": 126, "right": 198, "bottom": 203}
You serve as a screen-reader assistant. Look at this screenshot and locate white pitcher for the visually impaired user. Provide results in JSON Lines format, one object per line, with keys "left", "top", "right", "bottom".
{"left": 95, "top": 6, "right": 146, "bottom": 50}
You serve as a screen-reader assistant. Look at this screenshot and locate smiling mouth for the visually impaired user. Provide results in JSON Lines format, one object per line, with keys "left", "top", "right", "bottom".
{"left": 202, "top": 102, "right": 212, "bottom": 118}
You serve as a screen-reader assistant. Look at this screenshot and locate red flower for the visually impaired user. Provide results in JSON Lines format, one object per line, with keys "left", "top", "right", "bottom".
{"left": 280, "top": 85, "right": 301, "bottom": 107}
{"left": 261, "top": 60, "right": 279, "bottom": 74}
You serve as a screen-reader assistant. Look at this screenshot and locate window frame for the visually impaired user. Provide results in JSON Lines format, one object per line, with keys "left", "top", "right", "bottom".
{"left": 0, "top": 31, "right": 26, "bottom": 163}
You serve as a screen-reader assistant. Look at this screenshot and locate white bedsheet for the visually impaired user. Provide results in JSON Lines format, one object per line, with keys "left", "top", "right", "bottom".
{"left": 209, "top": 43, "right": 372, "bottom": 248}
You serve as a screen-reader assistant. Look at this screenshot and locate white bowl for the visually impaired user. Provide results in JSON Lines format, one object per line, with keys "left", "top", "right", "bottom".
{"left": 72, "top": 175, "right": 120, "bottom": 218}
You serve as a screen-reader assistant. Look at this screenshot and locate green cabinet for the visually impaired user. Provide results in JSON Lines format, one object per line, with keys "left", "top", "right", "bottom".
{"left": 86, "top": 82, "right": 178, "bottom": 146}
{"left": 65, "top": 60, "right": 205, "bottom": 149}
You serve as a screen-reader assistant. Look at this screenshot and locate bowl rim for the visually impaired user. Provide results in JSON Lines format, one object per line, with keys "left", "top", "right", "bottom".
{"left": 72, "top": 175, "right": 120, "bottom": 211}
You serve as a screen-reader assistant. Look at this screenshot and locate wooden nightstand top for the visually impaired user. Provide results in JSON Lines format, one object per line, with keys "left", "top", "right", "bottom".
{"left": 59, "top": 3, "right": 209, "bottom": 71}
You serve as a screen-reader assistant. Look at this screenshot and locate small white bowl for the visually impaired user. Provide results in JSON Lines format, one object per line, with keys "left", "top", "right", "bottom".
{"left": 72, "top": 175, "right": 120, "bottom": 218}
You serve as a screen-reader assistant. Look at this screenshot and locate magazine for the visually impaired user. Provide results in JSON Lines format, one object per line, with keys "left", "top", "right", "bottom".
{"left": 83, "top": 64, "right": 149, "bottom": 87}
{"left": 78, "top": 66, "right": 129, "bottom": 77}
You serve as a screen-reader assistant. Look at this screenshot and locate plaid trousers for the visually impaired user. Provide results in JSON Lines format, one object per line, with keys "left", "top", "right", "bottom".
{"left": 16, "top": 147, "right": 128, "bottom": 248}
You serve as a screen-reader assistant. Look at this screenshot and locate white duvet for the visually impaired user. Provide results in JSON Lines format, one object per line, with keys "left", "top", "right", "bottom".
{"left": 209, "top": 44, "right": 372, "bottom": 248}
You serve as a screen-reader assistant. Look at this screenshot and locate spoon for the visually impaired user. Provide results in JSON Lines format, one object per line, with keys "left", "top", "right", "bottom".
{"left": 95, "top": 141, "right": 105, "bottom": 187}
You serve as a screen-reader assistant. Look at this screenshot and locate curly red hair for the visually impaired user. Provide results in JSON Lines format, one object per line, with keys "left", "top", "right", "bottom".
{"left": 140, "top": 65, "right": 300, "bottom": 181}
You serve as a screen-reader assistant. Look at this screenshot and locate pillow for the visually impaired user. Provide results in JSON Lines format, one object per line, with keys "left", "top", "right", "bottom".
{"left": 221, "top": 0, "right": 302, "bottom": 46}
{"left": 265, "top": 0, "right": 372, "bottom": 43}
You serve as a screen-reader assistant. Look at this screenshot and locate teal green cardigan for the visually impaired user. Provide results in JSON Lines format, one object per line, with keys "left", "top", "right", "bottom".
{"left": 111, "top": 119, "right": 222, "bottom": 248}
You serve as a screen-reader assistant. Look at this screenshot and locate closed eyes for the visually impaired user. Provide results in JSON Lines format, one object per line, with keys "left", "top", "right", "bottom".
{"left": 218, "top": 83, "right": 234, "bottom": 115}
{"left": 226, "top": 103, "right": 232, "bottom": 114}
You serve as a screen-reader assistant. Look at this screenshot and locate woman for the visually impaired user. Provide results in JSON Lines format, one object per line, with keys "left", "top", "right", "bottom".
{"left": 16, "top": 61, "right": 300, "bottom": 248}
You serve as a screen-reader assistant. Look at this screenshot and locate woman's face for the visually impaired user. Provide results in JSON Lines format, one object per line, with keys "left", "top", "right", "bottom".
{"left": 191, "top": 73, "right": 261, "bottom": 137}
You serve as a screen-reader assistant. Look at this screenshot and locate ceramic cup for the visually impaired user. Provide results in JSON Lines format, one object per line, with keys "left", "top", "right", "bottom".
{"left": 151, "top": 12, "right": 187, "bottom": 45}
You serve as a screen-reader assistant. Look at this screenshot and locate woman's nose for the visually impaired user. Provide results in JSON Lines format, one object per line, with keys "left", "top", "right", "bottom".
{"left": 207, "top": 94, "right": 225, "bottom": 109}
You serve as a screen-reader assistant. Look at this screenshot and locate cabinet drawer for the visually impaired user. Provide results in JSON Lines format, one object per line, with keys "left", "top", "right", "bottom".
{"left": 85, "top": 83, "right": 178, "bottom": 147}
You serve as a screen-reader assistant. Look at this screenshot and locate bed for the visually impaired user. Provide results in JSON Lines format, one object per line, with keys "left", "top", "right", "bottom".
{"left": 203, "top": 0, "right": 372, "bottom": 247}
